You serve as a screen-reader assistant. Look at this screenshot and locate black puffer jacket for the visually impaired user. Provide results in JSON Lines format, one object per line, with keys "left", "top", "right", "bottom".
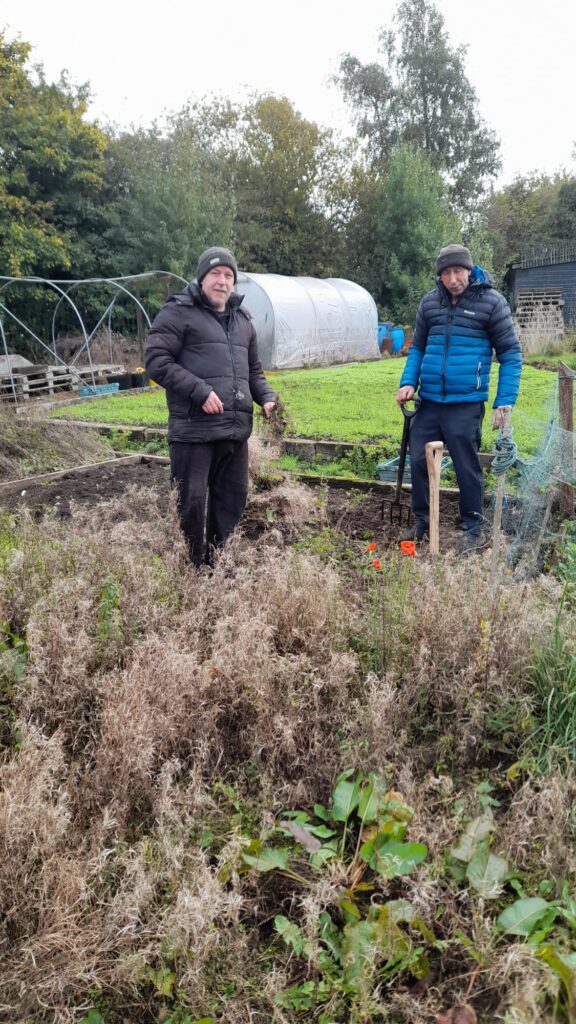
{"left": 145, "top": 283, "right": 277, "bottom": 443}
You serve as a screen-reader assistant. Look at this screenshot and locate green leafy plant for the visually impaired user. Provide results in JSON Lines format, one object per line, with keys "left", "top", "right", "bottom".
{"left": 446, "top": 808, "right": 512, "bottom": 898}
{"left": 97, "top": 575, "right": 123, "bottom": 643}
{"left": 77, "top": 1011, "right": 104, "bottom": 1024}
{"left": 105, "top": 428, "right": 169, "bottom": 457}
{"left": 146, "top": 964, "right": 177, "bottom": 997}
{"left": 239, "top": 771, "right": 431, "bottom": 1018}
{"left": 497, "top": 884, "right": 576, "bottom": 1019}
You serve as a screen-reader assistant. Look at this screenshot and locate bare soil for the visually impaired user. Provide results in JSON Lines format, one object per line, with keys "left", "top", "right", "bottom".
{"left": 0, "top": 456, "right": 464, "bottom": 550}
{"left": 0, "top": 458, "right": 172, "bottom": 519}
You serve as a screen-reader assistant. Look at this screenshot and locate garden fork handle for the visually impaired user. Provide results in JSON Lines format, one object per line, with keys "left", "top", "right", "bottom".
{"left": 426, "top": 440, "right": 444, "bottom": 555}
{"left": 395, "top": 398, "right": 420, "bottom": 499}
{"left": 395, "top": 414, "right": 411, "bottom": 500}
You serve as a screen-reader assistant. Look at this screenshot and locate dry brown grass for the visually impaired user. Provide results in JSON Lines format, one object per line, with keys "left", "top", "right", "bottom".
{"left": 514, "top": 307, "right": 564, "bottom": 356}
{"left": 351, "top": 554, "right": 558, "bottom": 769}
{"left": 0, "top": 464, "right": 574, "bottom": 1023}
{"left": 0, "top": 404, "right": 113, "bottom": 482}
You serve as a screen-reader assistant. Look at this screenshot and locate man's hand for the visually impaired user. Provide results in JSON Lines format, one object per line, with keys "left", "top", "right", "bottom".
{"left": 491, "top": 405, "right": 512, "bottom": 429}
{"left": 262, "top": 401, "right": 276, "bottom": 419}
{"left": 396, "top": 385, "right": 415, "bottom": 405}
{"left": 202, "top": 390, "right": 224, "bottom": 414}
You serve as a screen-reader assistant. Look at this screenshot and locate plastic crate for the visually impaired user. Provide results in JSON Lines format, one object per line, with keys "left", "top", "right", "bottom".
{"left": 376, "top": 453, "right": 452, "bottom": 483}
{"left": 79, "top": 383, "right": 120, "bottom": 397}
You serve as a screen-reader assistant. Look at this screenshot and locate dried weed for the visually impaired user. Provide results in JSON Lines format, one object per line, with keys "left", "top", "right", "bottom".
{"left": 0, "top": 405, "right": 112, "bottom": 482}
{"left": 352, "top": 555, "right": 559, "bottom": 767}
{"left": 0, "top": 469, "right": 573, "bottom": 1023}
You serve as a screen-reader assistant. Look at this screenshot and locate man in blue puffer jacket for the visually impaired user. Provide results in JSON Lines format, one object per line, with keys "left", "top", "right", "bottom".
{"left": 396, "top": 243, "right": 522, "bottom": 554}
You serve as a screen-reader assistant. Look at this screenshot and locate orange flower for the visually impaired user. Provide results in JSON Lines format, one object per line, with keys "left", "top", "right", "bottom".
{"left": 372, "top": 559, "right": 382, "bottom": 569}
{"left": 400, "top": 541, "right": 416, "bottom": 557}
{"left": 366, "top": 542, "right": 377, "bottom": 552}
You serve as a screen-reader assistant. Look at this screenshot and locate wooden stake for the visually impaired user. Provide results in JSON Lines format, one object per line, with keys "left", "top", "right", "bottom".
{"left": 490, "top": 407, "right": 512, "bottom": 595}
{"left": 426, "top": 441, "right": 444, "bottom": 555}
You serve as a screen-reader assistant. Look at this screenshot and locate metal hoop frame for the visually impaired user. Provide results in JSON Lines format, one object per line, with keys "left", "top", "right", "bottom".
{"left": 0, "top": 271, "right": 188, "bottom": 406}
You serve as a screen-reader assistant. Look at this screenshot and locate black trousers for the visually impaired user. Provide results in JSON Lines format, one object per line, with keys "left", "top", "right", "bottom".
{"left": 170, "top": 440, "right": 249, "bottom": 565}
{"left": 409, "top": 400, "right": 485, "bottom": 532}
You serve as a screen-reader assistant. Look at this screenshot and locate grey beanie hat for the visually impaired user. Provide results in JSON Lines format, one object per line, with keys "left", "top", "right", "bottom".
{"left": 436, "top": 243, "right": 473, "bottom": 276}
{"left": 196, "top": 246, "right": 238, "bottom": 285}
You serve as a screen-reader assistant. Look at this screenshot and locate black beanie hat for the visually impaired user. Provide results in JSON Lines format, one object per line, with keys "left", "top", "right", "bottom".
{"left": 436, "top": 243, "right": 473, "bottom": 276}
{"left": 196, "top": 246, "right": 238, "bottom": 285}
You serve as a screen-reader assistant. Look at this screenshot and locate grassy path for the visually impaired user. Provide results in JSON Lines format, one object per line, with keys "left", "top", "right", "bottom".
{"left": 50, "top": 359, "right": 559, "bottom": 457}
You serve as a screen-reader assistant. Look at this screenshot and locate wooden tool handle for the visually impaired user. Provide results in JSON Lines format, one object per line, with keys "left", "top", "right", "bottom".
{"left": 426, "top": 441, "right": 444, "bottom": 555}
{"left": 490, "top": 405, "right": 513, "bottom": 590}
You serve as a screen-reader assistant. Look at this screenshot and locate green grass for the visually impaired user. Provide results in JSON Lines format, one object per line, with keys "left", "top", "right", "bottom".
{"left": 524, "top": 340, "right": 576, "bottom": 371}
{"left": 51, "top": 388, "right": 170, "bottom": 428}
{"left": 528, "top": 599, "right": 576, "bottom": 771}
{"left": 277, "top": 452, "right": 384, "bottom": 479}
{"left": 525, "top": 352, "right": 576, "bottom": 369}
{"left": 50, "top": 359, "right": 560, "bottom": 457}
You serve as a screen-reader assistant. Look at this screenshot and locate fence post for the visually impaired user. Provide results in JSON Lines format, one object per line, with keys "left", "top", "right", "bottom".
{"left": 558, "top": 361, "right": 575, "bottom": 517}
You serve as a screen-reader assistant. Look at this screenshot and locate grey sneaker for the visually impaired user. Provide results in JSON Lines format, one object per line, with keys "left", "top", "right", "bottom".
{"left": 400, "top": 521, "right": 429, "bottom": 543}
{"left": 459, "top": 529, "right": 488, "bottom": 556}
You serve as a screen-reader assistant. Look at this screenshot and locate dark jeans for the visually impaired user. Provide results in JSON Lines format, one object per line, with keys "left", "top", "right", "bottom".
{"left": 409, "top": 400, "right": 485, "bottom": 532}
{"left": 170, "top": 440, "right": 249, "bottom": 565}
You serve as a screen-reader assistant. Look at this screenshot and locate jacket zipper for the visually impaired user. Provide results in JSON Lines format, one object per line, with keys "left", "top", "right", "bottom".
{"left": 441, "top": 309, "right": 453, "bottom": 400}
{"left": 476, "top": 361, "right": 482, "bottom": 389}
{"left": 224, "top": 311, "right": 239, "bottom": 429}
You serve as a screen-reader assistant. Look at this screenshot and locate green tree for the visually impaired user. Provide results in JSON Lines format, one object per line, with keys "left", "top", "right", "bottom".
{"left": 110, "top": 95, "right": 347, "bottom": 282}
{"left": 228, "top": 94, "right": 347, "bottom": 277}
{"left": 545, "top": 177, "right": 576, "bottom": 242}
{"left": 0, "top": 30, "right": 117, "bottom": 357}
{"left": 0, "top": 33, "right": 67, "bottom": 275}
{"left": 335, "top": 0, "right": 500, "bottom": 208}
{"left": 347, "top": 144, "right": 460, "bottom": 322}
{"left": 0, "top": 31, "right": 108, "bottom": 278}
{"left": 104, "top": 119, "right": 235, "bottom": 279}
{"left": 483, "top": 173, "right": 567, "bottom": 280}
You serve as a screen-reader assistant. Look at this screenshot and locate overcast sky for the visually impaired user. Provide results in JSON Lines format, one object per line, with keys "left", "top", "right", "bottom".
{"left": 6, "top": 0, "right": 576, "bottom": 186}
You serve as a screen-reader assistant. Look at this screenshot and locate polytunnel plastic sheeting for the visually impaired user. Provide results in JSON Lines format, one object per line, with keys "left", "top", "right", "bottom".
{"left": 236, "top": 272, "right": 379, "bottom": 370}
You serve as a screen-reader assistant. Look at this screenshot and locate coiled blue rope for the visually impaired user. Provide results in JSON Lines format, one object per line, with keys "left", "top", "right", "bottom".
{"left": 492, "top": 429, "right": 518, "bottom": 475}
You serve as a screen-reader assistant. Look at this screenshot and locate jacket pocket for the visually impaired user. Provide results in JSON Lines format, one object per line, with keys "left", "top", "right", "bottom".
{"left": 476, "top": 361, "right": 482, "bottom": 390}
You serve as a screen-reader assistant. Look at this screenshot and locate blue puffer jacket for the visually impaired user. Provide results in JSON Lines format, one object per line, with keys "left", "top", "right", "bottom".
{"left": 400, "top": 266, "right": 522, "bottom": 407}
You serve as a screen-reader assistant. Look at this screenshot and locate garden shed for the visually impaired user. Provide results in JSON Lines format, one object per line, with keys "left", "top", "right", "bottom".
{"left": 506, "top": 243, "right": 576, "bottom": 330}
{"left": 237, "top": 272, "right": 379, "bottom": 370}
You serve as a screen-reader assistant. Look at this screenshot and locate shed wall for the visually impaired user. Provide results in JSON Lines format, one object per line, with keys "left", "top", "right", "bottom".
{"left": 512, "top": 263, "right": 576, "bottom": 324}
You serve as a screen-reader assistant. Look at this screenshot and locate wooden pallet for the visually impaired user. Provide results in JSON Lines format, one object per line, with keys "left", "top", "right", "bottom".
{"left": 0, "top": 363, "right": 125, "bottom": 400}
{"left": 514, "top": 289, "right": 565, "bottom": 335}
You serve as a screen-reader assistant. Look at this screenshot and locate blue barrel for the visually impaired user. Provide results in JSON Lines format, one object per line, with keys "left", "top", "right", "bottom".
{"left": 377, "top": 322, "right": 392, "bottom": 351}
{"left": 390, "top": 325, "right": 405, "bottom": 352}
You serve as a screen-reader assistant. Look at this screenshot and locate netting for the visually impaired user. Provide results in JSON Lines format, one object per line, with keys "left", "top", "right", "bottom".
{"left": 484, "top": 370, "right": 576, "bottom": 579}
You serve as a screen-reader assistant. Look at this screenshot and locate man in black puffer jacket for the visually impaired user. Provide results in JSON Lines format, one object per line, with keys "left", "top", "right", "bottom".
{"left": 145, "top": 246, "right": 277, "bottom": 566}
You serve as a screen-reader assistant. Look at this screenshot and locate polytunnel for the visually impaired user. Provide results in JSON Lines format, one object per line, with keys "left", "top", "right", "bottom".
{"left": 236, "top": 272, "right": 379, "bottom": 370}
